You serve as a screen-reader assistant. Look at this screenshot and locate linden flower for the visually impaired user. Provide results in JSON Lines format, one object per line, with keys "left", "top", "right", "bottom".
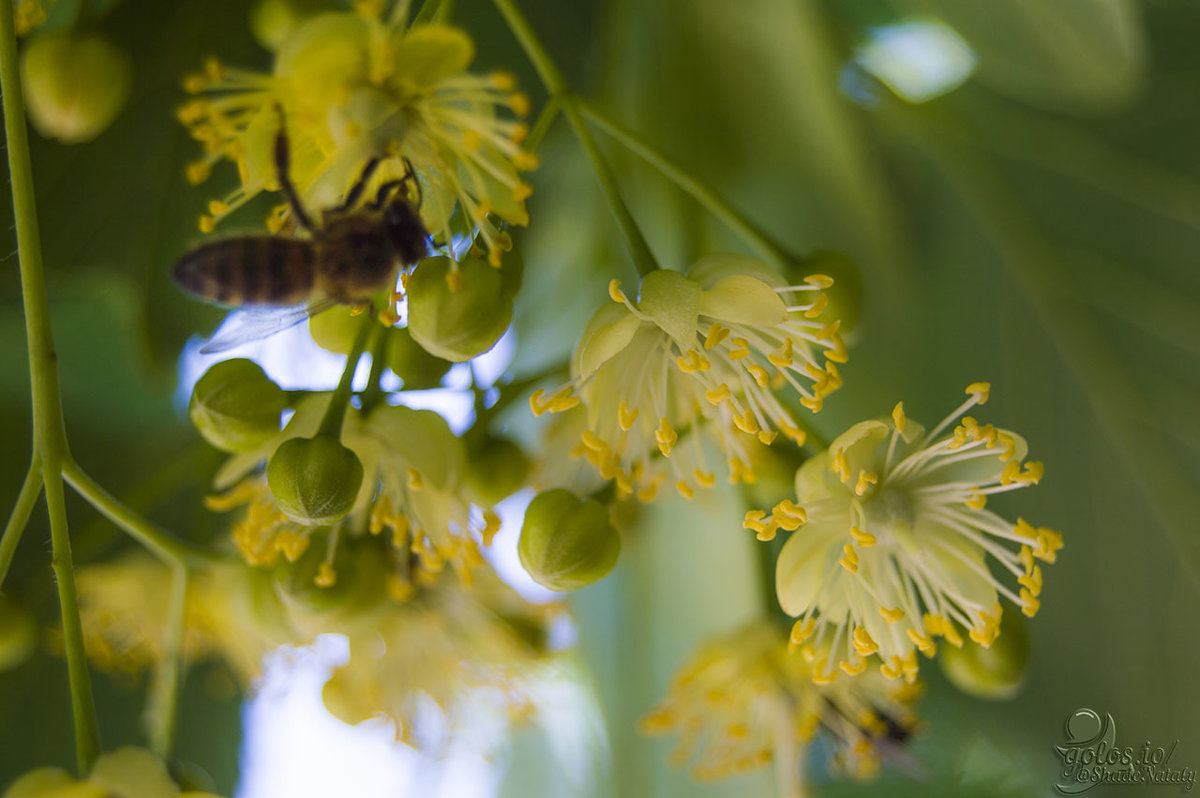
{"left": 321, "top": 566, "right": 556, "bottom": 746}
{"left": 2, "top": 748, "right": 223, "bottom": 798}
{"left": 769, "top": 383, "right": 1063, "bottom": 685}
{"left": 73, "top": 553, "right": 297, "bottom": 684}
{"left": 178, "top": 7, "right": 536, "bottom": 267}
{"left": 530, "top": 254, "right": 848, "bottom": 501}
{"left": 639, "top": 622, "right": 920, "bottom": 784}
{"left": 208, "top": 396, "right": 499, "bottom": 589}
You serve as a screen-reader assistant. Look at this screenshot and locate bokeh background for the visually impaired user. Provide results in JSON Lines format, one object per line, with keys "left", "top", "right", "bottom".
{"left": 1, "top": 0, "right": 1198, "bottom": 796}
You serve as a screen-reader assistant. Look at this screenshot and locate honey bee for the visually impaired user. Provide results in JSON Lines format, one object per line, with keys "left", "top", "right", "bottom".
{"left": 173, "top": 106, "right": 428, "bottom": 353}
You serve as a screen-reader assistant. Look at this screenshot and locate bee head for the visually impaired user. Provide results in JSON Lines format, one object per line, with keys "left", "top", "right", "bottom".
{"left": 383, "top": 195, "right": 430, "bottom": 267}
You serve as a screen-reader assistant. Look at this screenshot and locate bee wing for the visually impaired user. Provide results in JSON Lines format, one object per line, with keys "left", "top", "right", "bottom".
{"left": 199, "top": 300, "right": 337, "bottom": 354}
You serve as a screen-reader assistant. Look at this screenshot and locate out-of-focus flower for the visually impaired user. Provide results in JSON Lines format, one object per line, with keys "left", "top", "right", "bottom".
{"left": 2, "top": 747, "right": 223, "bottom": 798}
{"left": 207, "top": 396, "right": 498, "bottom": 589}
{"left": 771, "top": 384, "right": 1062, "bottom": 684}
{"left": 178, "top": 7, "right": 536, "bottom": 270}
{"left": 73, "top": 553, "right": 296, "bottom": 684}
{"left": 530, "top": 255, "right": 847, "bottom": 501}
{"left": 13, "top": 0, "right": 54, "bottom": 37}
{"left": 21, "top": 30, "right": 133, "bottom": 143}
{"left": 640, "top": 621, "right": 920, "bottom": 783}
{"left": 321, "top": 566, "right": 558, "bottom": 746}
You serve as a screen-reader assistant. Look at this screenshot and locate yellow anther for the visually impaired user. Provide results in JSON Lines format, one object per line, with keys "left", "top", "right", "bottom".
{"left": 636, "top": 482, "right": 658, "bottom": 503}
{"left": 705, "top": 384, "right": 730, "bottom": 405}
{"left": 852, "top": 627, "right": 878, "bottom": 656}
{"left": 892, "top": 402, "right": 906, "bottom": 434}
{"left": 407, "top": 469, "right": 424, "bottom": 489}
{"left": 825, "top": 335, "right": 850, "bottom": 364}
{"left": 198, "top": 215, "right": 215, "bottom": 233}
{"left": 880, "top": 606, "right": 905, "bottom": 623}
{"left": 804, "top": 292, "right": 829, "bottom": 319}
{"left": 704, "top": 323, "right": 730, "bottom": 350}
{"left": 746, "top": 364, "right": 769, "bottom": 387}
{"left": 732, "top": 409, "right": 759, "bottom": 435}
{"left": 781, "top": 423, "right": 806, "bottom": 445}
{"left": 1018, "top": 565, "right": 1043, "bottom": 596}
{"left": 1000, "top": 460, "right": 1022, "bottom": 486}
{"left": 315, "top": 562, "right": 337, "bottom": 588}
{"left": 655, "top": 417, "right": 677, "bottom": 456}
{"left": 768, "top": 339, "right": 794, "bottom": 368}
{"left": 850, "top": 526, "right": 876, "bottom": 547}
{"left": 832, "top": 449, "right": 851, "bottom": 482}
{"left": 854, "top": 470, "right": 878, "bottom": 496}
{"left": 675, "top": 480, "right": 694, "bottom": 500}
{"left": 906, "top": 628, "right": 935, "bottom": 653}
{"left": 815, "top": 320, "right": 841, "bottom": 342}
{"left": 1034, "top": 527, "right": 1063, "bottom": 562}
{"left": 618, "top": 401, "right": 639, "bottom": 431}
{"left": 800, "top": 395, "right": 824, "bottom": 413}
{"left": 489, "top": 70, "right": 517, "bottom": 90}
{"left": 812, "top": 660, "right": 839, "bottom": 685}
{"left": 509, "top": 92, "right": 531, "bottom": 116}
{"left": 966, "top": 381, "right": 991, "bottom": 405}
{"left": 379, "top": 306, "right": 401, "bottom": 327}
{"left": 1020, "top": 588, "right": 1040, "bottom": 617}
{"left": 965, "top": 492, "right": 987, "bottom": 510}
{"left": 529, "top": 389, "right": 550, "bottom": 417}
{"left": 184, "top": 160, "right": 211, "bottom": 185}
{"left": 757, "top": 429, "right": 777, "bottom": 445}
{"left": 462, "top": 129, "right": 482, "bottom": 152}
{"left": 728, "top": 337, "right": 750, "bottom": 359}
{"left": 773, "top": 499, "right": 807, "bottom": 524}
{"left": 694, "top": 470, "right": 716, "bottom": 488}
{"left": 840, "top": 659, "right": 867, "bottom": 676}
{"left": 608, "top": 279, "right": 626, "bottom": 304}
{"left": 1014, "top": 517, "right": 1037, "bottom": 542}
{"left": 839, "top": 543, "right": 859, "bottom": 573}
{"left": 513, "top": 182, "right": 534, "bottom": 201}
{"left": 676, "top": 350, "right": 710, "bottom": 373}
{"left": 790, "top": 618, "right": 816, "bottom": 646}
{"left": 512, "top": 151, "right": 540, "bottom": 170}
{"left": 1022, "top": 461, "right": 1045, "bottom": 484}
{"left": 805, "top": 274, "right": 834, "bottom": 289}
{"left": 880, "top": 656, "right": 903, "bottom": 681}
{"left": 743, "top": 509, "right": 770, "bottom": 532}
{"left": 580, "top": 430, "right": 607, "bottom": 453}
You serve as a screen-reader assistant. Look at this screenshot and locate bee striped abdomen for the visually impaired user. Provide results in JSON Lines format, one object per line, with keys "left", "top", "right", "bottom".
{"left": 172, "top": 236, "right": 316, "bottom": 307}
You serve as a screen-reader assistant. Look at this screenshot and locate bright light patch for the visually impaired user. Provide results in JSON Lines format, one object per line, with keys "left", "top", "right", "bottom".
{"left": 856, "top": 19, "right": 976, "bottom": 103}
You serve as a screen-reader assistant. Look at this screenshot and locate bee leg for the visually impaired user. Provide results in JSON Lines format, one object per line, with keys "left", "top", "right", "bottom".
{"left": 273, "top": 104, "right": 316, "bottom": 232}
{"left": 368, "top": 179, "right": 407, "bottom": 211}
{"left": 402, "top": 157, "right": 423, "bottom": 210}
{"left": 331, "top": 157, "right": 382, "bottom": 214}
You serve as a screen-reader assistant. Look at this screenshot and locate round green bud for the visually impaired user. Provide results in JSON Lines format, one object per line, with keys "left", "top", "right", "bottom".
{"left": 406, "top": 256, "right": 513, "bottom": 363}
{"left": 466, "top": 437, "right": 531, "bottom": 506}
{"left": 386, "top": 326, "right": 451, "bottom": 390}
{"left": 266, "top": 435, "right": 363, "bottom": 526}
{"left": 21, "top": 30, "right": 132, "bottom": 144}
{"left": 249, "top": 0, "right": 331, "bottom": 51}
{"left": 189, "top": 359, "right": 287, "bottom": 453}
{"left": 308, "top": 305, "right": 362, "bottom": 355}
{"left": 939, "top": 610, "right": 1030, "bottom": 700}
{"left": 518, "top": 489, "right": 620, "bottom": 592}
{"left": 793, "top": 250, "right": 862, "bottom": 340}
{"left": 0, "top": 595, "right": 37, "bottom": 672}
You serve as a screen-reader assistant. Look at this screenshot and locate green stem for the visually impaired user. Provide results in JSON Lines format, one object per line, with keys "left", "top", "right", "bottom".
{"left": 409, "top": 0, "right": 443, "bottom": 26}
{"left": 0, "top": 458, "right": 43, "bottom": 590}
{"left": 1, "top": 0, "right": 100, "bottom": 772}
{"left": 44, "top": 467, "right": 101, "bottom": 773}
{"left": 148, "top": 564, "right": 188, "bottom": 759}
{"left": 578, "top": 100, "right": 794, "bottom": 271}
{"left": 61, "top": 460, "right": 214, "bottom": 568}
{"left": 490, "top": 0, "right": 659, "bottom": 277}
{"left": 433, "top": 0, "right": 454, "bottom": 23}
{"left": 359, "top": 323, "right": 392, "bottom": 416}
{"left": 525, "top": 96, "right": 560, "bottom": 154}
{"left": 317, "top": 314, "right": 376, "bottom": 438}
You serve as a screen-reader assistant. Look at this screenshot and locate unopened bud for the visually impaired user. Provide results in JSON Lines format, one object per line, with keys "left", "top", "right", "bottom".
{"left": 308, "top": 306, "right": 362, "bottom": 355}
{"left": 466, "top": 437, "right": 530, "bottom": 506}
{"left": 266, "top": 435, "right": 363, "bottom": 525}
{"left": 21, "top": 30, "right": 132, "bottom": 144}
{"left": 518, "top": 489, "right": 620, "bottom": 592}
{"left": 189, "top": 359, "right": 287, "bottom": 453}
{"left": 406, "top": 256, "right": 512, "bottom": 362}
{"left": 938, "top": 610, "right": 1030, "bottom": 700}
{"left": 386, "top": 326, "right": 451, "bottom": 390}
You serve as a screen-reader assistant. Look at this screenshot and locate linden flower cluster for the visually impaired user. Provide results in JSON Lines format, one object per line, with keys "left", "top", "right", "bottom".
{"left": 3, "top": 748, "right": 222, "bottom": 798}
{"left": 640, "top": 622, "right": 920, "bottom": 783}
{"left": 768, "top": 384, "right": 1062, "bottom": 685}
{"left": 530, "top": 254, "right": 848, "bottom": 501}
{"left": 208, "top": 395, "right": 499, "bottom": 592}
{"left": 178, "top": 5, "right": 537, "bottom": 268}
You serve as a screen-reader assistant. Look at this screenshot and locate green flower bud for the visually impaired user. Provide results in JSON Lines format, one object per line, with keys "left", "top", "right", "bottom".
{"left": 307, "top": 305, "right": 361, "bottom": 355}
{"left": 385, "top": 326, "right": 451, "bottom": 390}
{"left": 518, "top": 489, "right": 620, "bottom": 592}
{"left": 266, "top": 435, "right": 363, "bottom": 525}
{"left": 406, "top": 256, "right": 513, "bottom": 362}
{"left": 249, "top": 0, "right": 331, "bottom": 51}
{"left": 938, "top": 610, "right": 1030, "bottom": 700}
{"left": 793, "top": 250, "right": 862, "bottom": 340}
{"left": 0, "top": 595, "right": 37, "bottom": 672}
{"left": 274, "top": 537, "right": 387, "bottom": 622}
{"left": 21, "top": 30, "right": 132, "bottom": 144}
{"left": 189, "top": 359, "right": 287, "bottom": 453}
{"left": 466, "top": 437, "right": 531, "bottom": 506}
